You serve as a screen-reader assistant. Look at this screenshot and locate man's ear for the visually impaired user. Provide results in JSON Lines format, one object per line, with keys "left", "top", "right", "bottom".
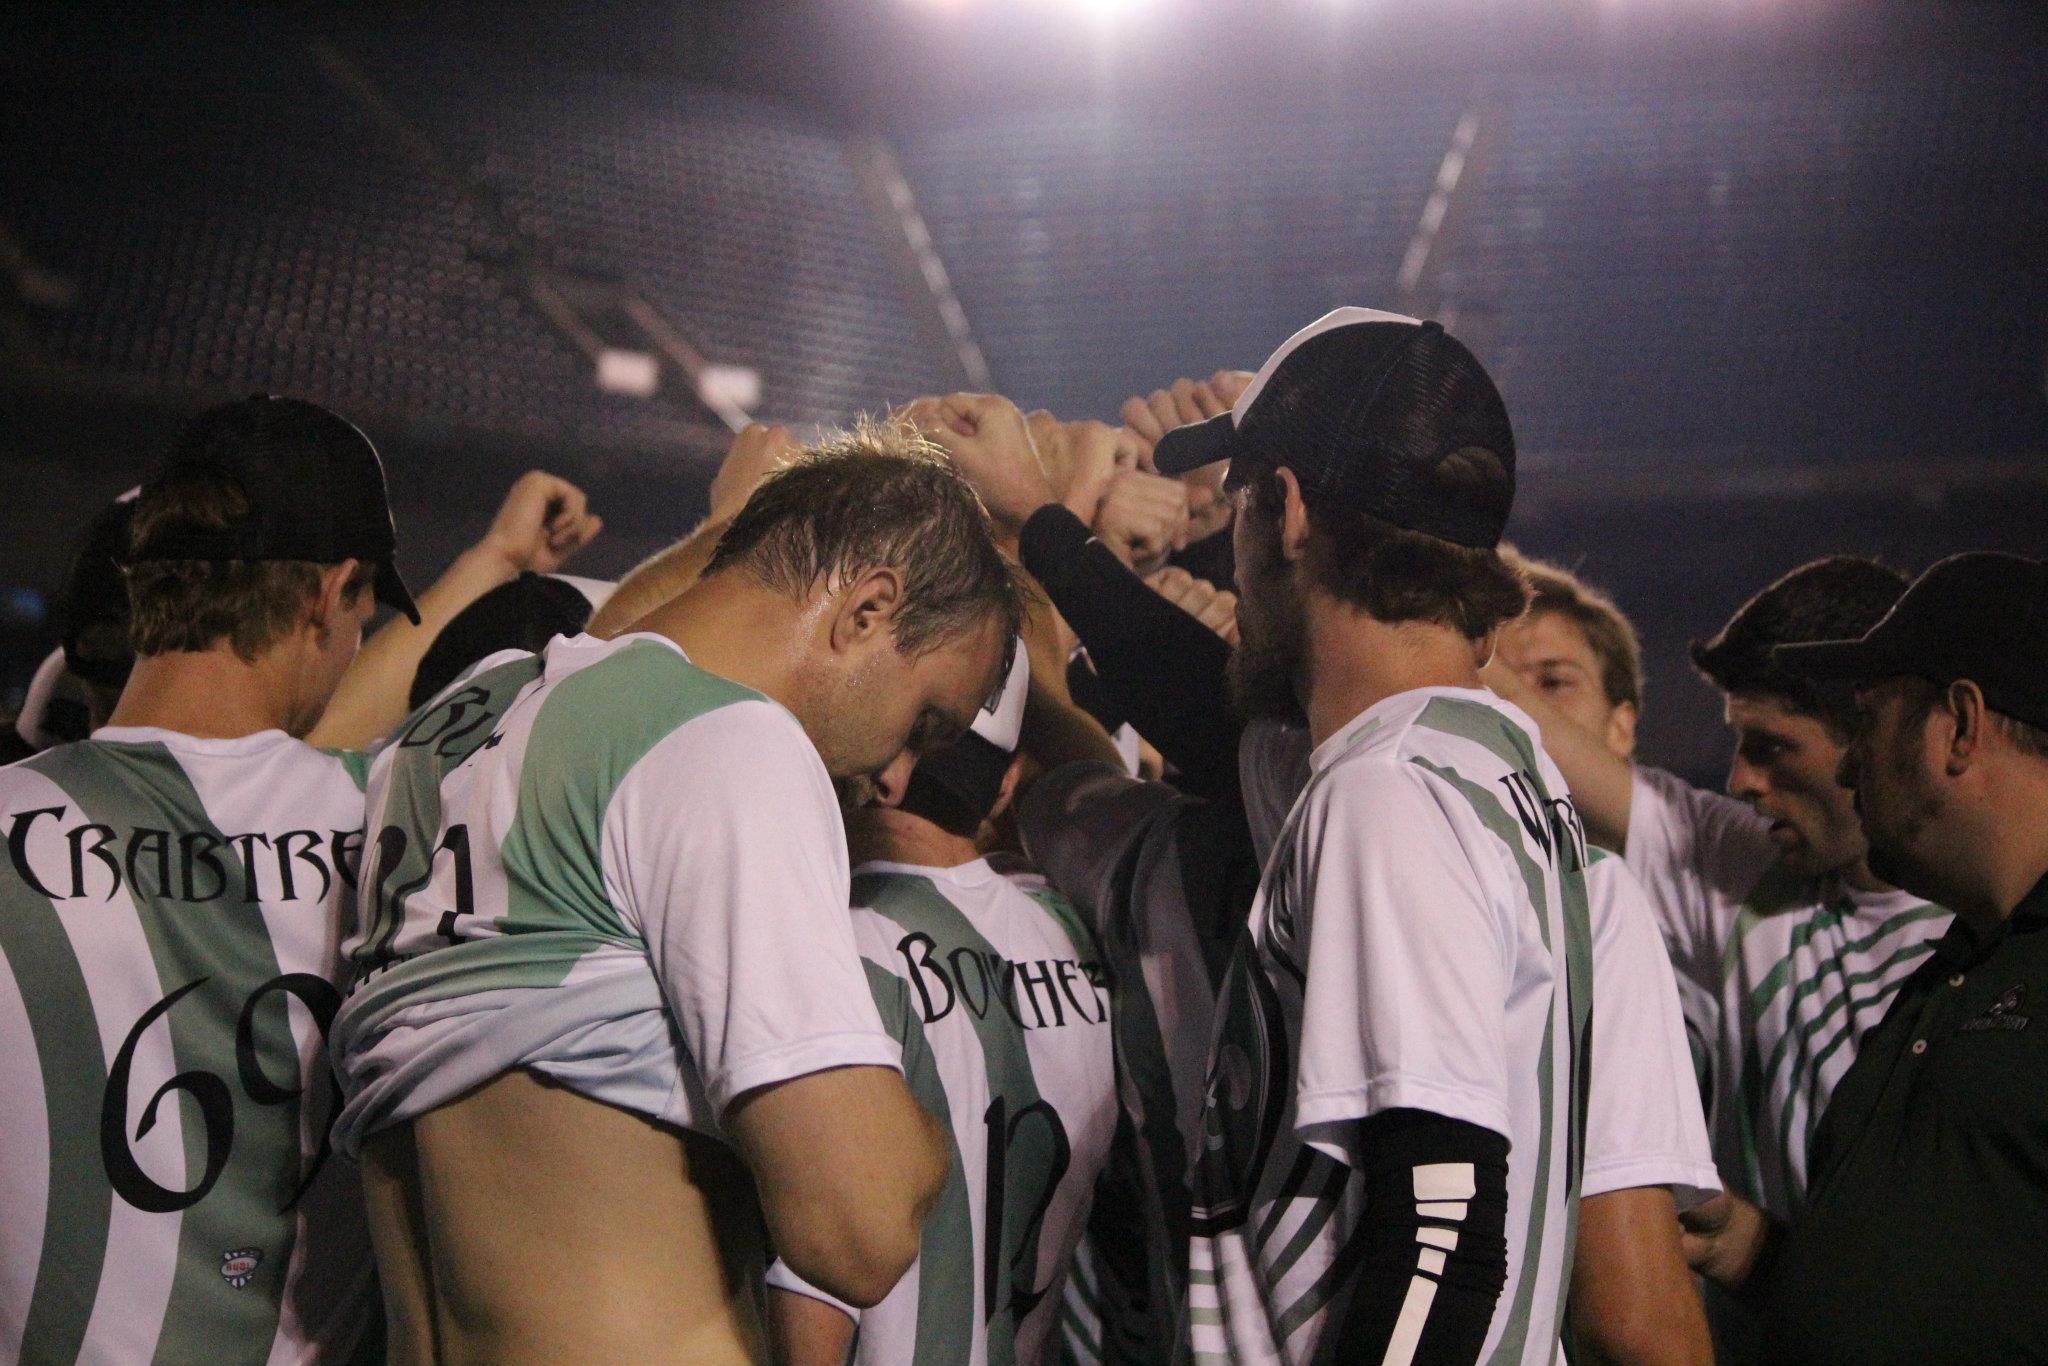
{"left": 1607, "top": 699, "right": 1640, "bottom": 760}
{"left": 309, "top": 559, "right": 362, "bottom": 637}
{"left": 871, "top": 749, "right": 917, "bottom": 809}
{"left": 1274, "top": 467, "right": 1311, "bottom": 562}
{"left": 1945, "top": 678, "right": 1986, "bottom": 776}
{"left": 830, "top": 567, "right": 905, "bottom": 654}
{"left": 987, "top": 752, "right": 1027, "bottom": 823}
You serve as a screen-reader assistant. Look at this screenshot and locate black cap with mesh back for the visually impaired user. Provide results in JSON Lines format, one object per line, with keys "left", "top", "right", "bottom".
{"left": 130, "top": 396, "right": 419, "bottom": 623}
{"left": 1151, "top": 307, "right": 1516, "bottom": 549}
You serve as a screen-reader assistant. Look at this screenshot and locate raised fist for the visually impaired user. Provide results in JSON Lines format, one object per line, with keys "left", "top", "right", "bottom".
{"left": 1093, "top": 470, "right": 1190, "bottom": 575}
{"left": 482, "top": 471, "right": 602, "bottom": 576}
{"left": 1049, "top": 417, "right": 1144, "bottom": 527}
{"left": 1145, "top": 565, "right": 1239, "bottom": 646}
{"left": 902, "top": 393, "right": 1054, "bottom": 532}
{"left": 1119, "top": 371, "right": 1249, "bottom": 454}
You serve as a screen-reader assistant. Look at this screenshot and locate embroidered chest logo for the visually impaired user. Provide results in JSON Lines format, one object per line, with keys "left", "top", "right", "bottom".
{"left": 1960, "top": 984, "right": 2030, "bottom": 1033}
{"left": 220, "top": 1249, "right": 262, "bottom": 1288}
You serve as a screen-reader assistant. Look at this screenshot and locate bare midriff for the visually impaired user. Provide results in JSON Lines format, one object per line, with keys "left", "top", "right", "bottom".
{"left": 363, "top": 1068, "right": 769, "bottom": 1366}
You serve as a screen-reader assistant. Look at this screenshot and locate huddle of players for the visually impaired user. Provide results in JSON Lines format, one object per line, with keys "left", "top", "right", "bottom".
{"left": 0, "top": 305, "right": 2002, "bottom": 1366}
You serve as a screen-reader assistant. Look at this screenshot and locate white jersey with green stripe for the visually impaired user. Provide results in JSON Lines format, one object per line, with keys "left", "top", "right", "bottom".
{"left": 1623, "top": 765, "right": 1951, "bottom": 1221}
{"left": 1579, "top": 849, "right": 1719, "bottom": 1209}
{"left": 0, "top": 729, "right": 378, "bottom": 1366}
{"left": 1186, "top": 688, "right": 1593, "bottom": 1366}
{"left": 767, "top": 858, "right": 1117, "bottom": 1366}
{"left": 330, "top": 632, "right": 898, "bottom": 1156}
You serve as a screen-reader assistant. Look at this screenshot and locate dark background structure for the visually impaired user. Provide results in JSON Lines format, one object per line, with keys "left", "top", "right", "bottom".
{"left": 3, "top": 0, "right": 2044, "bottom": 783}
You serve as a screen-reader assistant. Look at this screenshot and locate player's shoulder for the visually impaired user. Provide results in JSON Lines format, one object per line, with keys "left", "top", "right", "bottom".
{"left": 17, "top": 728, "right": 361, "bottom": 797}
{"left": 546, "top": 632, "right": 765, "bottom": 722}
{"left": 1001, "top": 862, "right": 1100, "bottom": 958}
{"left": 0, "top": 736, "right": 98, "bottom": 808}
{"left": 1310, "top": 687, "right": 1538, "bottom": 807}
{"left": 1290, "top": 738, "right": 1453, "bottom": 857}
{"left": 529, "top": 633, "right": 804, "bottom": 764}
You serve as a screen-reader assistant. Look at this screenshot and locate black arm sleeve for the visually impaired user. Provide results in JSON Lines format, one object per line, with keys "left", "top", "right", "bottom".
{"left": 1017, "top": 504, "right": 1241, "bottom": 797}
{"left": 1321, "top": 1108, "right": 1511, "bottom": 1366}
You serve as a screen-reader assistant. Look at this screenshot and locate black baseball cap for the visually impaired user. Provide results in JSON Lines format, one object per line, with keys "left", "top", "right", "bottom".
{"left": 1150, "top": 307, "right": 1516, "bottom": 549}
{"left": 408, "top": 573, "right": 612, "bottom": 710}
{"left": 898, "top": 639, "right": 1029, "bottom": 837}
{"left": 60, "top": 487, "right": 139, "bottom": 691}
{"left": 1775, "top": 553, "right": 2048, "bottom": 732}
{"left": 131, "top": 396, "right": 418, "bottom": 623}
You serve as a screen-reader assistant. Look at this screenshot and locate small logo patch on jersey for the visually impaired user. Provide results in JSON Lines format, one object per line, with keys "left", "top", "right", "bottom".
{"left": 1960, "top": 984, "right": 2029, "bottom": 1033}
{"left": 220, "top": 1249, "right": 262, "bottom": 1288}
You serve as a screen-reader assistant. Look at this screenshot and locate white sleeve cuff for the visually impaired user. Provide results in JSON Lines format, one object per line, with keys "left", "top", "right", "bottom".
{"left": 711, "top": 1030, "right": 904, "bottom": 1116}
{"left": 765, "top": 1258, "right": 861, "bottom": 1323}
{"left": 1581, "top": 1154, "right": 1723, "bottom": 1211}
{"left": 1296, "top": 1074, "right": 1514, "bottom": 1166}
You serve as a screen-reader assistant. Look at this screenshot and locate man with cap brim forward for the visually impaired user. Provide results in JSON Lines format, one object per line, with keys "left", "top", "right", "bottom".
{"left": 1685, "top": 552, "right": 2048, "bottom": 1366}
{"left": 1149, "top": 307, "right": 1704, "bottom": 1365}
{"left": 0, "top": 395, "right": 600, "bottom": 1365}
{"left": 768, "top": 641, "right": 1117, "bottom": 1366}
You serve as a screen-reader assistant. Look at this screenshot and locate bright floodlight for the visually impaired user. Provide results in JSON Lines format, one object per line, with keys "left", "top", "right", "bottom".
{"left": 1066, "top": 0, "right": 1151, "bottom": 24}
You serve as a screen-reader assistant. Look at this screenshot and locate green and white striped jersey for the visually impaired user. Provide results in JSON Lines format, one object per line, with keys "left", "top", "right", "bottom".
{"left": 768, "top": 859, "right": 1117, "bottom": 1366}
{"left": 1624, "top": 766, "right": 1951, "bottom": 1221}
{"left": 0, "top": 729, "right": 378, "bottom": 1366}
{"left": 1187, "top": 689, "right": 1593, "bottom": 1366}
{"left": 330, "top": 633, "right": 898, "bottom": 1156}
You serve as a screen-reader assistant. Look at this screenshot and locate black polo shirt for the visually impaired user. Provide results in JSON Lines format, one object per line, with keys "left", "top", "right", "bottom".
{"left": 1758, "top": 872, "right": 2048, "bottom": 1365}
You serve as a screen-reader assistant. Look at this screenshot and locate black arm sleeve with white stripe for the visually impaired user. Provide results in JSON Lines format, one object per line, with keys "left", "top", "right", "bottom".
{"left": 1017, "top": 503, "right": 1241, "bottom": 798}
{"left": 1322, "top": 1108, "right": 1511, "bottom": 1366}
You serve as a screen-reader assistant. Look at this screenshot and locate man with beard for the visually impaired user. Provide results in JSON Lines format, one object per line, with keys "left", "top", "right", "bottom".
{"left": 1487, "top": 559, "right": 1955, "bottom": 1354}
{"left": 1143, "top": 306, "right": 1632, "bottom": 1364}
{"left": 933, "top": 311, "right": 1713, "bottom": 1365}
{"left": 1683, "top": 553, "right": 2048, "bottom": 1365}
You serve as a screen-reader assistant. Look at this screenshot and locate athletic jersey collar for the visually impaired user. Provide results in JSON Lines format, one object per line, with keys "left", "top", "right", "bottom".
{"left": 855, "top": 856, "right": 998, "bottom": 888}
{"left": 1309, "top": 684, "right": 1528, "bottom": 774}
{"left": 1828, "top": 876, "right": 1942, "bottom": 921}
{"left": 543, "top": 629, "right": 687, "bottom": 670}
{"left": 87, "top": 724, "right": 299, "bottom": 754}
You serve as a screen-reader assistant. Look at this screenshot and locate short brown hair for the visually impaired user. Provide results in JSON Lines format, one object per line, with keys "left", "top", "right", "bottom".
{"left": 1691, "top": 557, "right": 1907, "bottom": 740}
{"left": 702, "top": 420, "right": 1025, "bottom": 656}
{"left": 126, "top": 467, "right": 368, "bottom": 661}
{"left": 1250, "top": 470, "right": 1529, "bottom": 640}
{"left": 1503, "top": 549, "right": 1644, "bottom": 709}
